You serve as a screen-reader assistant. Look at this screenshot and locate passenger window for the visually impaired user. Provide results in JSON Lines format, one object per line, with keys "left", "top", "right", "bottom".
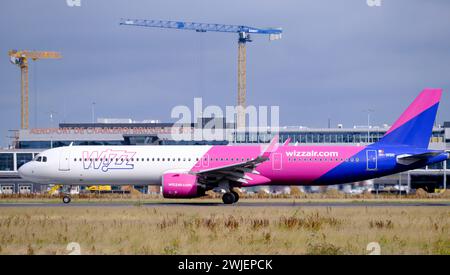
{"left": 74, "top": 158, "right": 77, "bottom": 162}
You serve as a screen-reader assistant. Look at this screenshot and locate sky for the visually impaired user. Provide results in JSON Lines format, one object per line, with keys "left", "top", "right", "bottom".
{"left": 1, "top": 0, "right": 450, "bottom": 146}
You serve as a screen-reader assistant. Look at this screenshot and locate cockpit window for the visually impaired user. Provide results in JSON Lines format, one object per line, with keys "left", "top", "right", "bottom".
{"left": 42, "top": 156, "right": 47, "bottom": 162}
{"left": 36, "top": 156, "right": 42, "bottom": 162}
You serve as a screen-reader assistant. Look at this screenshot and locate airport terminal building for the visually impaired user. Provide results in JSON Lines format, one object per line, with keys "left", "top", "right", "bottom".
{"left": 1, "top": 120, "right": 449, "bottom": 194}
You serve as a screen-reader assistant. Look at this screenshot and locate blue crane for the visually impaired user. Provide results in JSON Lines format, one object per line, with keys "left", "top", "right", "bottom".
{"left": 119, "top": 18, "right": 282, "bottom": 129}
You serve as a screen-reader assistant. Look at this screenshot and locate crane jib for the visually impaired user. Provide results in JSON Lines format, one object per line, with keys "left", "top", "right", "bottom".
{"left": 119, "top": 18, "right": 282, "bottom": 35}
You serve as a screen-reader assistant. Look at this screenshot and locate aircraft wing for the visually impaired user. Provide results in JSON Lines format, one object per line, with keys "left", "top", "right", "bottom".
{"left": 192, "top": 135, "right": 278, "bottom": 184}
{"left": 192, "top": 156, "right": 268, "bottom": 184}
{"left": 396, "top": 152, "right": 442, "bottom": 165}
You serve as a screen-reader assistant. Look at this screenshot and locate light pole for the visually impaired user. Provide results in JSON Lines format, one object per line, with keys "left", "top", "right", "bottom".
{"left": 364, "top": 109, "right": 374, "bottom": 143}
{"left": 47, "top": 110, "right": 57, "bottom": 148}
{"left": 91, "top": 102, "right": 96, "bottom": 123}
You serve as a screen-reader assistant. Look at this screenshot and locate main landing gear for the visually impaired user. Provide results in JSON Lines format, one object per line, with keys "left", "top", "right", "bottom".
{"left": 222, "top": 190, "right": 239, "bottom": 204}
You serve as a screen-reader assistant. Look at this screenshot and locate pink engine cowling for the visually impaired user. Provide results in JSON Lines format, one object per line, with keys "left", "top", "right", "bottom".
{"left": 162, "top": 172, "right": 205, "bottom": 198}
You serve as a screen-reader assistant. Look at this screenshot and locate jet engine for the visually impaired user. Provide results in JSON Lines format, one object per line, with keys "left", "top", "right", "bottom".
{"left": 162, "top": 172, "right": 205, "bottom": 198}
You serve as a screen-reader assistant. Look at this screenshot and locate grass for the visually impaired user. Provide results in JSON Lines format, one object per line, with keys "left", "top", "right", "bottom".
{"left": 0, "top": 190, "right": 449, "bottom": 205}
{"left": 0, "top": 206, "right": 448, "bottom": 255}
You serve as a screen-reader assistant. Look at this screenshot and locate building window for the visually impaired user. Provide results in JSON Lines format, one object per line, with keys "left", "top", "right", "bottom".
{"left": 0, "top": 153, "right": 14, "bottom": 171}
{"left": 16, "top": 153, "right": 33, "bottom": 169}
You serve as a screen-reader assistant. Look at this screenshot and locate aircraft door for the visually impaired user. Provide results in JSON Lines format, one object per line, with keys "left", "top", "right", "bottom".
{"left": 272, "top": 153, "right": 282, "bottom": 170}
{"left": 202, "top": 154, "right": 210, "bottom": 168}
{"left": 59, "top": 149, "right": 71, "bottom": 171}
{"left": 366, "top": 150, "right": 377, "bottom": 170}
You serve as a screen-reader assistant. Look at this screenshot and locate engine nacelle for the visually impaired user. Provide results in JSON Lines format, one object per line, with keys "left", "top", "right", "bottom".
{"left": 162, "top": 172, "right": 205, "bottom": 198}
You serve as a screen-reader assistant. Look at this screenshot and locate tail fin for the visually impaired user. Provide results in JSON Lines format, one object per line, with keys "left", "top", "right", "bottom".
{"left": 377, "top": 88, "right": 442, "bottom": 148}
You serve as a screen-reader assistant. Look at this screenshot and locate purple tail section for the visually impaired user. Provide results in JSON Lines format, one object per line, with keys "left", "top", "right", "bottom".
{"left": 377, "top": 88, "right": 442, "bottom": 148}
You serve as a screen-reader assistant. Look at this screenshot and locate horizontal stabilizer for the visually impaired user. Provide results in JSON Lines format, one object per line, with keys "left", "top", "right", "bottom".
{"left": 396, "top": 152, "right": 442, "bottom": 165}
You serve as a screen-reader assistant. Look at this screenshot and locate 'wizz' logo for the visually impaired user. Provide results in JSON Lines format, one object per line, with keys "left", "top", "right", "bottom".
{"left": 82, "top": 150, "right": 136, "bottom": 172}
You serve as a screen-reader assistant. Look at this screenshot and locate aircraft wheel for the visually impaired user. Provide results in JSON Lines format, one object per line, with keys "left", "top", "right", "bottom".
{"left": 231, "top": 191, "right": 239, "bottom": 203}
{"left": 222, "top": 192, "right": 236, "bottom": 204}
{"left": 63, "top": 196, "right": 71, "bottom": 204}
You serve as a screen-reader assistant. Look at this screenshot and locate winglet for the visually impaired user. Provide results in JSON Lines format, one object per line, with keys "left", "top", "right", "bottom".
{"left": 283, "top": 137, "right": 291, "bottom": 146}
{"left": 260, "top": 135, "right": 279, "bottom": 158}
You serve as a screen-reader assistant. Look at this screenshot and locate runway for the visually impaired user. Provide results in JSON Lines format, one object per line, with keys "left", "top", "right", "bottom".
{"left": 0, "top": 201, "right": 449, "bottom": 208}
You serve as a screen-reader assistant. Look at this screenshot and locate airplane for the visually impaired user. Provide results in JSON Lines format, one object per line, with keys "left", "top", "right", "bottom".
{"left": 18, "top": 88, "right": 449, "bottom": 204}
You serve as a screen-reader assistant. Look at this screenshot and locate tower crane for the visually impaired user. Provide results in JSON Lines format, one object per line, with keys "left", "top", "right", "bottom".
{"left": 8, "top": 50, "right": 62, "bottom": 129}
{"left": 119, "top": 19, "right": 282, "bottom": 130}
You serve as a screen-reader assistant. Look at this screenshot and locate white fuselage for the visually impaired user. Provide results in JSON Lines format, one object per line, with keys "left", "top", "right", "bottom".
{"left": 19, "top": 146, "right": 212, "bottom": 185}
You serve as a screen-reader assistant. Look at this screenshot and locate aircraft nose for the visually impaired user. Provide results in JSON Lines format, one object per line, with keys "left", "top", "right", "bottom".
{"left": 18, "top": 162, "right": 33, "bottom": 179}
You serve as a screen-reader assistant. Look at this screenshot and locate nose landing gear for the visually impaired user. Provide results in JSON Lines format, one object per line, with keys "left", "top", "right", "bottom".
{"left": 62, "top": 195, "right": 71, "bottom": 204}
{"left": 62, "top": 185, "right": 72, "bottom": 204}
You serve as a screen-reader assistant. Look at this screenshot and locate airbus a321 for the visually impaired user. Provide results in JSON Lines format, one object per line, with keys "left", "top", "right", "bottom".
{"left": 18, "top": 88, "right": 449, "bottom": 204}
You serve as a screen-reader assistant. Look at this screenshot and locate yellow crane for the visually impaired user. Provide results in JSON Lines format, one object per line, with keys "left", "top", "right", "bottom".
{"left": 8, "top": 50, "right": 62, "bottom": 129}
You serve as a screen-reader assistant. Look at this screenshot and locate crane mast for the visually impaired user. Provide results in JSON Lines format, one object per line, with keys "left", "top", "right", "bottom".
{"left": 8, "top": 50, "right": 62, "bottom": 129}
